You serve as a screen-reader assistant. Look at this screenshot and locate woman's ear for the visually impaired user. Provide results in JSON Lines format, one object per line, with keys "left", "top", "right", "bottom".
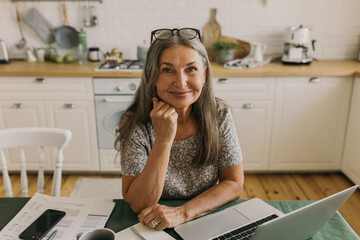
{"left": 203, "top": 67, "right": 208, "bottom": 85}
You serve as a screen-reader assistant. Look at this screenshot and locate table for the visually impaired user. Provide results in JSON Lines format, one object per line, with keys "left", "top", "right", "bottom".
{"left": 0, "top": 198, "right": 358, "bottom": 240}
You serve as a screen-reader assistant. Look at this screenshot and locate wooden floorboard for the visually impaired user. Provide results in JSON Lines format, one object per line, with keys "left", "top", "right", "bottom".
{"left": 0, "top": 172, "right": 359, "bottom": 236}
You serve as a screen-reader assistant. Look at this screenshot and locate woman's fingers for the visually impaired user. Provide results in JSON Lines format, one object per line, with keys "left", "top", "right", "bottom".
{"left": 138, "top": 204, "right": 184, "bottom": 230}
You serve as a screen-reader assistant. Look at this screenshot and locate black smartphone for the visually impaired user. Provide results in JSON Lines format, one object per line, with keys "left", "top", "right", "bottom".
{"left": 19, "top": 209, "right": 66, "bottom": 240}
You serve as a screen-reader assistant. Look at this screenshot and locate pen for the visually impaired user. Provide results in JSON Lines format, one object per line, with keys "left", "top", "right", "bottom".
{"left": 130, "top": 226, "right": 146, "bottom": 240}
{"left": 47, "top": 229, "right": 57, "bottom": 240}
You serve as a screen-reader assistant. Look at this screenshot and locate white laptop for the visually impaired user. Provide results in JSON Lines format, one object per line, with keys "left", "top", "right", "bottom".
{"left": 174, "top": 185, "right": 358, "bottom": 240}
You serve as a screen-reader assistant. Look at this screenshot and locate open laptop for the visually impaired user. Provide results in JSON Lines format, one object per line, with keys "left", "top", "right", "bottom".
{"left": 174, "top": 185, "right": 358, "bottom": 240}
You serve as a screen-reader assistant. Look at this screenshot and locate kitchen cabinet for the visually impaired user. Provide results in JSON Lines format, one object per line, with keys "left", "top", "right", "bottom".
{"left": 270, "top": 77, "right": 352, "bottom": 171}
{"left": 45, "top": 101, "right": 99, "bottom": 171}
{"left": 342, "top": 77, "right": 360, "bottom": 186}
{"left": 0, "top": 77, "right": 99, "bottom": 171}
{"left": 213, "top": 77, "right": 275, "bottom": 171}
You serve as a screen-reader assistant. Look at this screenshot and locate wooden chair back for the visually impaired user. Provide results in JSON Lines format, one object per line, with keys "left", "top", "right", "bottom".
{"left": 0, "top": 128, "right": 72, "bottom": 197}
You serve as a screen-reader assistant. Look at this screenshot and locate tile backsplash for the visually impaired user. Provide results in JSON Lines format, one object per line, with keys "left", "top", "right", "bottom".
{"left": 1, "top": 0, "right": 359, "bottom": 60}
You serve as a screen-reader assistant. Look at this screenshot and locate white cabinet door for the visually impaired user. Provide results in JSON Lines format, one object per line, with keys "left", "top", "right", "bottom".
{"left": 213, "top": 77, "right": 275, "bottom": 171}
{"left": 342, "top": 77, "right": 360, "bottom": 186}
{"left": 0, "top": 101, "right": 50, "bottom": 170}
{"left": 227, "top": 100, "right": 273, "bottom": 170}
{"left": 270, "top": 77, "right": 352, "bottom": 171}
{"left": 45, "top": 101, "right": 99, "bottom": 171}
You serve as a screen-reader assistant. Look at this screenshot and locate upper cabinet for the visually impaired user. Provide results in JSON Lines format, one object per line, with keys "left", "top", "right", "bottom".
{"left": 342, "top": 77, "right": 360, "bottom": 186}
{"left": 270, "top": 77, "right": 352, "bottom": 171}
{"left": 0, "top": 77, "right": 99, "bottom": 171}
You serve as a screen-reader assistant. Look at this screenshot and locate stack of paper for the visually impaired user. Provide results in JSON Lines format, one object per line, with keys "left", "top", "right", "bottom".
{"left": 0, "top": 193, "right": 115, "bottom": 240}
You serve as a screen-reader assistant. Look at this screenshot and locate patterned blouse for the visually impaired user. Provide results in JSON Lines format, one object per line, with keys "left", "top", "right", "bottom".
{"left": 120, "top": 100, "right": 243, "bottom": 200}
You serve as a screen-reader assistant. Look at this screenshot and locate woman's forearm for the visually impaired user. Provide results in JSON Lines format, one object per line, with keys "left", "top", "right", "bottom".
{"left": 124, "top": 139, "right": 173, "bottom": 213}
{"left": 180, "top": 178, "right": 243, "bottom": 222}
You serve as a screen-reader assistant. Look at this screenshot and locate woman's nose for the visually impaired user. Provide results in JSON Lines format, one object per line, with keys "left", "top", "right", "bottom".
{"left": 173, "top": 72, "right": 188, "bottom": 88}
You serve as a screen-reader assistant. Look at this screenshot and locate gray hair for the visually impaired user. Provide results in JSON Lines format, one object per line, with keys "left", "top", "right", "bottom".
{"left": 115, "top": 36, "right": 220, "bottom": 167}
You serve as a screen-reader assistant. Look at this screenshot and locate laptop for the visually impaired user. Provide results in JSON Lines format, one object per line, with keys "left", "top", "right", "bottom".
{"left": 174, "top": 185, "right": 358, "bottom": 240}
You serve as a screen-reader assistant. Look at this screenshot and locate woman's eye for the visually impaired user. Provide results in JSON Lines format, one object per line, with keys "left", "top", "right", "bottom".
{"left": 162, "top": 68, "right": 172, "bottom": 73}
{"left": 187, "top": 67, "right": 197, "bottom": 72}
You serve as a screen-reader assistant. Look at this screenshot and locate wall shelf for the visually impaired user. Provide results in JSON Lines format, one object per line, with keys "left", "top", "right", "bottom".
{"left": 11, "top": 0, "right": 102, "bottom": 3}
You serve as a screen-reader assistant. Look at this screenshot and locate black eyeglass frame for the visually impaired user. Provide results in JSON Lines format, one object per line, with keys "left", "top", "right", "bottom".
{"left": 150, "top": 28, "right": 202, "bottom": 43}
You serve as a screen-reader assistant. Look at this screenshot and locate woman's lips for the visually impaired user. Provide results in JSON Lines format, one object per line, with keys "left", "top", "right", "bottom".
{"left": 169, "top": 91, "right": 191, "bottom": 97}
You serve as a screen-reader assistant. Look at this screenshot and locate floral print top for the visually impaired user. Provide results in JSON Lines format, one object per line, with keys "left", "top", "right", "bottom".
{"left": 120, "top": 100, "right": 243, "bottom": 199}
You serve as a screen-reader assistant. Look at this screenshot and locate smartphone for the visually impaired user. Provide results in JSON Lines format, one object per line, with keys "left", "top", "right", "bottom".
{"left": 19, "top": 209, "right": 66, "bottom": 240}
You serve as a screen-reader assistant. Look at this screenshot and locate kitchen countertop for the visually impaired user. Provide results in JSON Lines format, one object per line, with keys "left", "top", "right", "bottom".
{"left": 0, "top": 60, "right": 359, "bottom": 78}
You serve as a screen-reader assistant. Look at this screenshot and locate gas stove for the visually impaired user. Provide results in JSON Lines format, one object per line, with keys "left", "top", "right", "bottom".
{"left": 95, "top": 59, "right": 144, "bottom": 71}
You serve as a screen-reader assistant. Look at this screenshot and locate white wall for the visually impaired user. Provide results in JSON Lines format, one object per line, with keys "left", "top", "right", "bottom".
{"left": 1, "top": 0, "right": 359, "bottom": 60}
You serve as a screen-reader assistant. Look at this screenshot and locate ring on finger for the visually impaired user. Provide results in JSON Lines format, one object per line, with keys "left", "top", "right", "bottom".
{"left": 151, "top": 219, "right": 159, "bottom": 226}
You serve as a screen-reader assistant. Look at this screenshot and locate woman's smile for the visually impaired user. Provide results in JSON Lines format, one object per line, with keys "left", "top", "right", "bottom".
{"left": 169, "top": 90, "right": 192, "bottom": 97}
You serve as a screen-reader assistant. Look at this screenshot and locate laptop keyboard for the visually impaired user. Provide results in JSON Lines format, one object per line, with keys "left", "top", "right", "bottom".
{"left": 211, "top": 214, "right": 278, "bottom": 240}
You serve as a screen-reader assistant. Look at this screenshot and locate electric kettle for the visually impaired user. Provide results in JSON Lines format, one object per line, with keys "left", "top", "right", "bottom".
{"left": 0, "top": 39, "right": 10, "bottom": 63}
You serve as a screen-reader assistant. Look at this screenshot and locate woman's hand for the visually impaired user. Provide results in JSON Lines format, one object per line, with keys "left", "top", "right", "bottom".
{"left": 138, "top": 204, "right": 186, "bottom": 230}
{"left": 150, "top": 98, "right": 178, "bottom": 143}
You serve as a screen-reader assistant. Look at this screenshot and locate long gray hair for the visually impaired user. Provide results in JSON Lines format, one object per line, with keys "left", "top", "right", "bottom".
{"left": 115, "top": 36, "right": 220, "bottom": 167}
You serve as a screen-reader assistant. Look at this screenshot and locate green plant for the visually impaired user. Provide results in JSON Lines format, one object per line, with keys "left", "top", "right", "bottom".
{"left": 212, "top": 41, "right": 242, "bottom": 50}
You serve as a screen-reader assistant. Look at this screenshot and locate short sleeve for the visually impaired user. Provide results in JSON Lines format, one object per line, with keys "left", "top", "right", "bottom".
{"left": 120, "top": 124, "right": 151, "bottom": 176}
{"left": 217, "top": 102, "right": 243, "bottom": 169}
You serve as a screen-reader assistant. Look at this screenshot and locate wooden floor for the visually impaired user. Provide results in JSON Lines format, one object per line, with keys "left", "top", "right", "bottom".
{"left": 1, "top": 172, "right": 359, "bottom": 236}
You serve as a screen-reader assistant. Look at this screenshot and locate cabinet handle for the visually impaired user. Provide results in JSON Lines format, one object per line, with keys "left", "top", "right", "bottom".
{"left": 35, "top": 77, "right": 47, "bottom": 84}
{"left": 64, "top": 103, "right": 75, "bottom": 109}
{"left": 129, "top": 83, "right": 137, "bottom": 91}
{"left": 242, "top": 103, "right": 255, "bottom": 109}
{"left": 218, "top": 78, "right": 229, "bottom": 84}
{"left": 14, "top": 103, "right": 24, "bottom": 109}
{"left": 309, "top": 77, "right": 321, "bottom": 83}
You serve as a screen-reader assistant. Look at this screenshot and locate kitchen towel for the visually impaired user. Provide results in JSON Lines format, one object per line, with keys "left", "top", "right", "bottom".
{"left": 224, "top": 56, "right": 272, "bottom": 69}
{"left": 70, "top": 177, "right": 123, "bottom": 199}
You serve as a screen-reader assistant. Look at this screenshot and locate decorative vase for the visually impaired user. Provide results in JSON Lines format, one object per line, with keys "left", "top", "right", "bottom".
{"left": 217, "top": 49, "right": 234, "bottom": 64}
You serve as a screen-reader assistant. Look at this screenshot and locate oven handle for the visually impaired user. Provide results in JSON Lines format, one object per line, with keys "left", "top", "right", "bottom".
{"left": 103, "top": 97, "right": 130, "bottom": 103}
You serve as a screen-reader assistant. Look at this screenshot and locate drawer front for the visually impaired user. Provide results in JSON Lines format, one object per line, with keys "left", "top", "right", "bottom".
{"left": 212, "top": 77, "right": 275, "bottom": 100}
{"left": 0, "top": 77, "right": 93, "bottom": 100}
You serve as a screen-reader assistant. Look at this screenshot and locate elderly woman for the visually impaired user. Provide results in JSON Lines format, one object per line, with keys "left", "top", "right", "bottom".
{"left": 115, "top": 28, "right": 244, "bottom": 230}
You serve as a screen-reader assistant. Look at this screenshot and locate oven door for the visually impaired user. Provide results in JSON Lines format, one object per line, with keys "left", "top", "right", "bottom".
{"left": 94, "top": 95, "right": 133, "bottom": 149}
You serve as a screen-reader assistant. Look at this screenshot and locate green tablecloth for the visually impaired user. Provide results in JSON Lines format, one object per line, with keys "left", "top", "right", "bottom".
{"left": 0, "top": 198, "right": 358, "bottom": 240}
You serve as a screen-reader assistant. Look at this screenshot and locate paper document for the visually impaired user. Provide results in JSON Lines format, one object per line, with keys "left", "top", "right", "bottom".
{"left": 115, "top": 223, "right": 175, "bottom": 240}
{"left": 0, "top": 193, "right": 115, "bottom": 240}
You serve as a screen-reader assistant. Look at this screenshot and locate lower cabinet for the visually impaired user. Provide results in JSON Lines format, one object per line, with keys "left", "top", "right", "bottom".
{"left": 270, "top": 77, "right": 352, "bottom": 171}
{"left": 45, "top": 101, "right": 99, "bottom": 171}
{"left": 342, "top": 77, "right": 360, "bottom": 186}
{"left": 213, "top": 77, "right": 275, "bottom": 171}
{"left": 227, "top": 100, "right": 273, "bottom": 170}
{"left": 0, "top": 77, "right": 99, "bottom": 172}
{"left": 214, "top": 76, "right": 352, "bottom": 172}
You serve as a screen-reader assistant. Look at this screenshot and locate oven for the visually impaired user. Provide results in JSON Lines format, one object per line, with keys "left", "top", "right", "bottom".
{"left": 93, "top": 77, "right": 140, "bottom": 171}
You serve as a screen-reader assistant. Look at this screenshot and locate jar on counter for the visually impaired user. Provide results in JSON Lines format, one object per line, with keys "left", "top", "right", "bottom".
{"left": 88, "top": 47, "right": 101, "bottom": 62}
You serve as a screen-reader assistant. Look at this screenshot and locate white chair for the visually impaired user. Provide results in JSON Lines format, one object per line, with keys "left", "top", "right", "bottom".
{"left": 0, "top": 128, "right": 72, "bottom": 197}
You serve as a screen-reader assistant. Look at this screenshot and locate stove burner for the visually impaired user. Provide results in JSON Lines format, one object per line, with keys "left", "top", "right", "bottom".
{"left": 96, "top": 59, "right": 144, "bottom": 71}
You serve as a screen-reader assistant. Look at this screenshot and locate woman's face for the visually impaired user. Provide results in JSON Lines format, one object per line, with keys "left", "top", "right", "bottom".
{"left": 155, "top": 45, "right": 206, "bottom": 110}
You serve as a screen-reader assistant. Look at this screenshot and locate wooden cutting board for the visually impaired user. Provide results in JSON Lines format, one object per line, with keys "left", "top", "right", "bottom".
{"left": 203, "top": 8, "right": 221, "bottom": 61}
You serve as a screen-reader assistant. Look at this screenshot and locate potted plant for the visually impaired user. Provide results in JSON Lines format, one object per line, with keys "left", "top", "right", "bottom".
{"left": 213, "top": 41, "right": 243, "bottom": 64}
